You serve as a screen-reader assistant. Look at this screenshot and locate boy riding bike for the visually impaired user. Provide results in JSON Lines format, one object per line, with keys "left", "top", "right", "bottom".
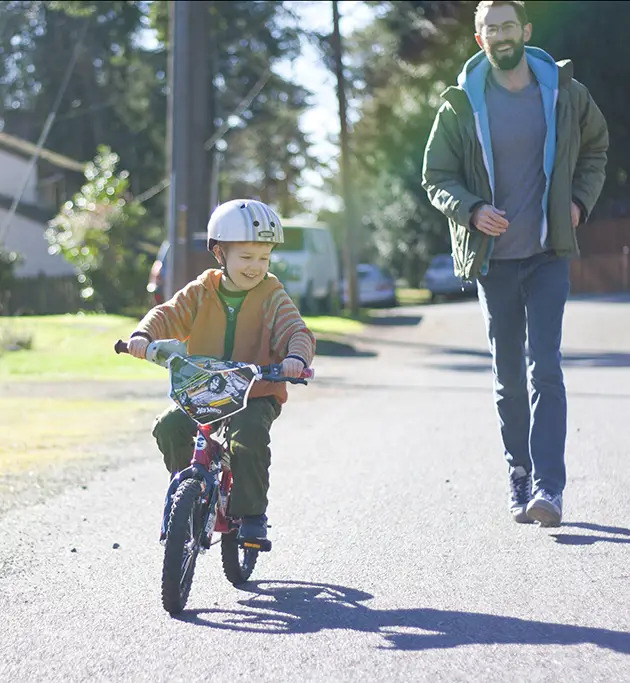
{"left": 126, "top": 199, "right": 316, "bottom": 543}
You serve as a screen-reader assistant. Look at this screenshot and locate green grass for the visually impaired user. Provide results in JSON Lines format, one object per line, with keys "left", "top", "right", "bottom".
{"left": 396, "top": 287, "right": 432, "bottom": 306}
{"left": 0, "top": 396, "right": 162, "bottom": 473}
{"left": 0, "top": 312, "right": 366, "bottom": 473}
{"left": 0, "top": 312, "right": 365, "bottom": 381}
{"left": 0, "top": 314, "right": 164, "bottom": 380}
{"left": 303, "top": 314, "right": 364, "bottom": 336}
{"left": 0, "top": 306, "right": 427, "bottom": 474}
{"left": 0, "top": 294, "right": 434, "bottom": 381}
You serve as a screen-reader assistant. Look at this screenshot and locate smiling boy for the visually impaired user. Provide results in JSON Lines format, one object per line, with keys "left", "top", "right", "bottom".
{"left": 126, "top": 199, "right": 315, "bottom": 541}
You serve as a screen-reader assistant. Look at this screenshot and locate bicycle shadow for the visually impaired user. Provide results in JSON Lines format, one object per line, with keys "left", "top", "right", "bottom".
{"left": 550, "top": 521, "right": 630, "bottom": 545}
{"left": 177, "top": 580, "right": 630, "bottom": 653}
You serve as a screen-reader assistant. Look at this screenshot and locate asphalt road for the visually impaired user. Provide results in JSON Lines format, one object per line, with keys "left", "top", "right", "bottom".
{"left": 1, "top": 295, "right": 629, "bottom": 682}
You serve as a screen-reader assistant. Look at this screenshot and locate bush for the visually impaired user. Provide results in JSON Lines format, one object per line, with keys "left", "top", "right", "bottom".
{"left": 0, "top": 324, "right": 33, "bottom": 354}
{"left": 45, "top": 145, "right": 159, "bottom": 313}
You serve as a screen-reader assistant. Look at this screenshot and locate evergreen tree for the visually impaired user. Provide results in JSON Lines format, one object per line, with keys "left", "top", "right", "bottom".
{"left": 340, "top": 1, "right": 630, "bottom": 283}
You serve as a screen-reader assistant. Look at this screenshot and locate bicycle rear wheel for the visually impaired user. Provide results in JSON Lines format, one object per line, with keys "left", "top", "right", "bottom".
{"left": 161, "top": 478, "right": 209, "bottom": 614}
{"left": 221, "top": 531, "right": 258, "bottom": 585}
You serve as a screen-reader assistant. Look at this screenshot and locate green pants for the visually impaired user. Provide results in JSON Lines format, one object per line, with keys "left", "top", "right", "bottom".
{"left": 152, "top": 397, "right": 281, "bottom": 517}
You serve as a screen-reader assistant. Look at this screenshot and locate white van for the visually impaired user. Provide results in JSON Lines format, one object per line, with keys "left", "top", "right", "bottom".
{"left": 270, "top": 222, "right": 340, "bottom": 314}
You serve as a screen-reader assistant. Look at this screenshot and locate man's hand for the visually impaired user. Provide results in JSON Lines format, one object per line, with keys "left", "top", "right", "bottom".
{"left": 128, "top": 337, "right": 150, "bottom": 359}
{"left": 570, "top": 201, "right": 581, "bottom": 229}
{"left": 471, "top": 204, "right": 509, "bottom": 236}
{"left": 281, "top": 357, "right": 304, "bottom": 378}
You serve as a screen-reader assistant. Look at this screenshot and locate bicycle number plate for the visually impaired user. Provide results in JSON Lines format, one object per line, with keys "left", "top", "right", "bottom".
{"left": 168, "top": 355, "right": 258, "bottom": 424}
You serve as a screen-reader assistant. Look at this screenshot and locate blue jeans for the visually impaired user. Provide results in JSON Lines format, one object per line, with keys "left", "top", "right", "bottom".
{"left": 477, "top": 251, "right": 571, "bottom": 495}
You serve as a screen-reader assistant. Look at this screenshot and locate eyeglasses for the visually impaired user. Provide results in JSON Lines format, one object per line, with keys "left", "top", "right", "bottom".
{"left": 481, "top": 21, "right": 521, "bottom": 38}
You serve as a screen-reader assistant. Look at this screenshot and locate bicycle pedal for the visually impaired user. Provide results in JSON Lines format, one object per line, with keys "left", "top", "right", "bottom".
{"left": 238, "top": 538, "right": 272, "bottom": 552}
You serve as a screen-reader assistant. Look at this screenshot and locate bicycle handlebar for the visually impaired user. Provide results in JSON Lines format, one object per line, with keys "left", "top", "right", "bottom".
{"left": 113, "top": 339, "right": 313, "bottom": 383}
{"left": 114, "top": 339, "right": 129, "bottom": 355}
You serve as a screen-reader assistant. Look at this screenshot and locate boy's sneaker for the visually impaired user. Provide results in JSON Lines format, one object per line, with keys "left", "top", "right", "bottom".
{"left": 238, "top": 514, "right": 268, "bottom": 541}
{"left": 526, "top": 489, "right": 562, "bottom": 527}
{"left": 509, "top": 465, "right": 532, "bottom": 524}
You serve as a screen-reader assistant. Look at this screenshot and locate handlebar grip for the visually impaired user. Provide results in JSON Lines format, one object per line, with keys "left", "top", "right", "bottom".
{"left": 114, "top": 339, "right": 129, "bottom": 354}
{"left": 258, "top": 363, "right": 313, "bottom": 384}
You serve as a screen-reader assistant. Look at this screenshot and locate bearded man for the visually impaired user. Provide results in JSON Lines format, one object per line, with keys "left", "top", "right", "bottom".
{"left": 422, "top": 1, "right": 608, "bottom": 526}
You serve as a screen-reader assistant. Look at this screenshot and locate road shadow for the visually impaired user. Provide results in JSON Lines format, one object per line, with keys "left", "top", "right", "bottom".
{"left": 550, "top": 534, "right": 630, "bottom": 545}
{"left": 176, "top": 580, "right": 630, "bottom": 653}
{"left": 315, "top": 339, "right": 377, "bottom": 358}
{"left": 561, "top": 352, "right": 630, "bottom": 368}
{"left": 550, "top": 521, "right": 630, "bottom": 545}
{"left": 569, "top": 293, "right": 630, "bottom": 304}
{"left": 313, "top": 314, "right": 422, "bottom": 355}
{"left": 563, "top": 521, "right": 630, "bottom": 536}
{"left": 425, "top": 346, "right": 630, "bottom": 371}
{"left": 366, "top": 314, "right": 423, "bottom": 327}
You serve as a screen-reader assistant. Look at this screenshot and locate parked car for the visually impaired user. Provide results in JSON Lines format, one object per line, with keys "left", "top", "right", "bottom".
{"left": 342, "top": 263, "right": 397, "bottom": 308}
{"left": 268, "top": 223, "right": 341, "bottom": 314}
{"left": 423, "top": 253, "right": 477, "bottom": 301}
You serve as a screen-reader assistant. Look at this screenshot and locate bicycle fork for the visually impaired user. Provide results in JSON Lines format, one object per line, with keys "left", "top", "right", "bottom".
{"left": 159, "top": 423, "right": 230, "bottom": 544}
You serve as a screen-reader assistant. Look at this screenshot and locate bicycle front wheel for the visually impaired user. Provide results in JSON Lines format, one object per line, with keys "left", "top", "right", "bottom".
{"left": 161, "top": 478, "right": 209, "bottom": 614}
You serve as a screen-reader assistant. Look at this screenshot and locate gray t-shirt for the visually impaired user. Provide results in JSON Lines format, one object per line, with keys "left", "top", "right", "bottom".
{"left": 486, "top": 71, "right": 547, "bottom": 260}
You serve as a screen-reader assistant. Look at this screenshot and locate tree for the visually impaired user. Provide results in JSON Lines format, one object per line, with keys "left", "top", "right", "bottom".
{"left": 523, "top": 1, "right": 630, "bottom": 207}
{"left": 322, "top": 1, "right": 474, "bottom": 284}
{"left": 0, "top": 1, "right": 166, "bottom": 199}
{"left": 333, "top": 1, "right": 630, "bottom": 284}
{"left": 45, "top": 145, "right": 157, "bottom": 313}
{"left": 1, "top": 1, "right": 320, "bottom": 234}
{"left": 149, "top": 0, "right": 320, "bottom": 213}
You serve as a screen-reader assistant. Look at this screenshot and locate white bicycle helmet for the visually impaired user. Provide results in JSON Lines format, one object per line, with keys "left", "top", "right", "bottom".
{"left": 207, "top": 199, "right": 283, "bottom": 250}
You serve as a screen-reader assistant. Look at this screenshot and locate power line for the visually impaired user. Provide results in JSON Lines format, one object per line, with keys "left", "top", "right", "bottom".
{"left": 203, "top": 69, "right": 271, "bottom": 151}
{"left": 134, "top": 69, "right": 272, "bottom": 205}
{"left": 134, "top": 177, "right": 170, "bottom": 205}
{"left": 0, "top": 20, "right": 90, "bottom": 243}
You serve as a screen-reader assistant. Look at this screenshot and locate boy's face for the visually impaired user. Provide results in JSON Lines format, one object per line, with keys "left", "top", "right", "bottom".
{"left": 215, "top": 241, "right": 274, "bottom": 291}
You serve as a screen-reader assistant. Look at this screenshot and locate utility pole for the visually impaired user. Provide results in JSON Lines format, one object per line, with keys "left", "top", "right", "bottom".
{"left": 332, "top": 0, "right": 359, "bottom": 317}
{"left": 167, "top": 1, "right": 211, "bottom": 298}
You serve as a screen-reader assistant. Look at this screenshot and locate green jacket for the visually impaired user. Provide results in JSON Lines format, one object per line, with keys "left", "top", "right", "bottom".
{"left": 422, "top": 47, "right": 608, "bottom": 280}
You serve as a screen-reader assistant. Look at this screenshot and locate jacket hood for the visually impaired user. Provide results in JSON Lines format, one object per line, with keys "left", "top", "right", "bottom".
{"left": 441, "top": 50, "right": 573, "bottom": 106}
{"left": 456, "top": 46, "right": 561, "bottom": 112}
{"left": 443, "top": 46, "right": 570, "bottom": 260}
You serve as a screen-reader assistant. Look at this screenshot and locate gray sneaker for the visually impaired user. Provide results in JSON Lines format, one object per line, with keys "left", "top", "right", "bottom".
{"left": 509, "top": 465, "right": 533, "bottom": 523}
{"left": 526, "top": 489, "right": 562, "bottom": 527}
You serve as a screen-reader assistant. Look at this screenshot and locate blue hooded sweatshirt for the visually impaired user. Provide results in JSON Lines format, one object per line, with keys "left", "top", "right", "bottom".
{"left": 457, "top": 46, "right": 559, "bottom": 254}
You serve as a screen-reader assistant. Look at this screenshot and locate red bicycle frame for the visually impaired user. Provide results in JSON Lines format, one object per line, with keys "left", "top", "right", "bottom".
{"left": 191, "top": 422, "right": 232, "bottom": 535}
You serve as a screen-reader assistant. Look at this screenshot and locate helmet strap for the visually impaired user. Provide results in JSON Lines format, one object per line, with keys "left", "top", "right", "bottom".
{"left": 213, "top": 244, "right": 238, "bottom": 289}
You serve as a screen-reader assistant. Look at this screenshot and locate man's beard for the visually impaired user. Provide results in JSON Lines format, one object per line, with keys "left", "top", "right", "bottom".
{"left": 488, "top": 39, "right": 525, "bottom": 70}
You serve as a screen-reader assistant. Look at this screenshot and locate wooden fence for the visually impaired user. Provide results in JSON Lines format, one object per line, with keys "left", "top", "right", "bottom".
{"left": 570, "top": 250, "right": 630, "bottom": 294}
{"left": 1, "top": 274, "right": 80, "bottom": 315}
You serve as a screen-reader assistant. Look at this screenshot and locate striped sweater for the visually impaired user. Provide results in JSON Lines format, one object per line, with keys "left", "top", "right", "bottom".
{"left": 133, "top": 269, "right": 315, "bottom": 404}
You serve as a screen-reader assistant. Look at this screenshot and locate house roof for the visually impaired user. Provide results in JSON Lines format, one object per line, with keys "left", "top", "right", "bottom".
{"left": 0, "top": 131, "right": 86, "bottom": 173}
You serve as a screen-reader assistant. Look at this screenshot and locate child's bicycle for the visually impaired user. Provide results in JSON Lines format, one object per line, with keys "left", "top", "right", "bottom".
{"left": 114, "top": 338, "right": 312, "bottom": 615}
